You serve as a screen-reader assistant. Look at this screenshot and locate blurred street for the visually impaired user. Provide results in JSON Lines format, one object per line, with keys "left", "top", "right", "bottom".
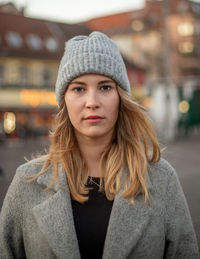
{"left": 162, "top": 135, "right": 200, "bottom": 247}
{"left": 0, "top": 136, "right": 200, "bottom": 248}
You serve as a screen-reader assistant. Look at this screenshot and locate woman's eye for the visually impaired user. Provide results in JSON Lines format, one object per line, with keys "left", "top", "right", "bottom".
{"left": 100, "top": 85, "right": 112, "bottom": 91}
{"left": 73, "top": 87, "right": 84, "bottom": 92}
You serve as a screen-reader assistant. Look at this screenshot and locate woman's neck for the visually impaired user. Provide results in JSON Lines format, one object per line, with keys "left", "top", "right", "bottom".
{"left": 75, "top": 134, "right": 112, "bottom": 177}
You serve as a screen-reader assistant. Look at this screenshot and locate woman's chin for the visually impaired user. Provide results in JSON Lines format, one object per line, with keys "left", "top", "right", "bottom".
{"left": 75, "top": 129, "right": 114, "bottom": 141}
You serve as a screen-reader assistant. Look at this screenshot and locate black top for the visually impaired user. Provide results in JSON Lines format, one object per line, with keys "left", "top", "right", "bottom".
{"left": 71, "top": 177, "right": 114, "bottom": 259}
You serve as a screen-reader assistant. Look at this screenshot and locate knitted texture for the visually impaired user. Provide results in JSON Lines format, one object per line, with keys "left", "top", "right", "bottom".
{"left": 55, "top": 31, "right": 130, "bottom": 105}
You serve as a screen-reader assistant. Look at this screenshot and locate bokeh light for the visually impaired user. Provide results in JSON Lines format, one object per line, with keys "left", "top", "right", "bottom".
{"left": 179, "top": 100, "right": 190, "bottom": 113}
{"left": 4, "top": 112, "right": 16, "bottom": 134}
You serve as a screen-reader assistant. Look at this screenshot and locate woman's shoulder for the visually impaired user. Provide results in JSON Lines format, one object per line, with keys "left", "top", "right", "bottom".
{"left": 149, "top": 157, "right": 175, "bottom": 175}
{"left": 148, "top": 157, "right": 179, "bottom": 189}
{"left": 16, "top": 154, "right": 49, "bottom": 177}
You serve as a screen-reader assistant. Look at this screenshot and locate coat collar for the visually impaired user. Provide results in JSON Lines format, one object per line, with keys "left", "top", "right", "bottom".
{"left": 33, "top": 165, "right": 81, "bottom": 259}
{"left": 32, "top": 164, "right": 153, "bottom": 259}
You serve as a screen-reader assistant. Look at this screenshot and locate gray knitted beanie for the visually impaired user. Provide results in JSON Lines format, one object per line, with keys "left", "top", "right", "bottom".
{"left": 55, "top": 31, "right": 131, "bottom": 105}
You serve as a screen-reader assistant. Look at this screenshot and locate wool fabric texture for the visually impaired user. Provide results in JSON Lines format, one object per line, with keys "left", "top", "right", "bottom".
{"left": 0, "top": 157, "right": 199, "bottom": 258}
{"left": 55, "top": 31, "right": 131, "bottom": 106}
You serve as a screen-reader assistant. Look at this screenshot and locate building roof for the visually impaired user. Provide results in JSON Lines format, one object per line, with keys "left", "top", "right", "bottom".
{"left": 84, "top": 2, "right": 162, "bottom": 35}
{"left": 0, "top": 2, "right": 23, "bottom": 15}
{"left": 84, "top": 0, "right": 200, "bottom": 36}
{"left": 0, "top": 11, "right": 91, "bottom": 60}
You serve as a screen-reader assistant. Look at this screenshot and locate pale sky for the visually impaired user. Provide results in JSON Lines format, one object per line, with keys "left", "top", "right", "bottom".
{"left": 1, "top": 0, "right": 200, "bottom": 23}
{"left": 2, "top": 0, "right": 145, "bottom": 23}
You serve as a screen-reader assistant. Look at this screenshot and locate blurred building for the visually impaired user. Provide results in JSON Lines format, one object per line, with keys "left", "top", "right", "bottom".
{"left": 84, "top": 0, "right": 200, "bottom": 82}
{"left": 83, "top": 0, "right": 200, "bottom": 138}
{"left": 0, "top": 3, "right": 91, "bottom": 140}
{"left": 1, "top": 1, "right": 199, "bottom": 141}
{"left": 0, "top": 2, "right": 146, "bottom": 140}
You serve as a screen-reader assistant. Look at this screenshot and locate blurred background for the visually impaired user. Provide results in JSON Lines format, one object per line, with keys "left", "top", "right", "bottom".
{"left": 0, "top": 0, "right": 199, "bottom": 248}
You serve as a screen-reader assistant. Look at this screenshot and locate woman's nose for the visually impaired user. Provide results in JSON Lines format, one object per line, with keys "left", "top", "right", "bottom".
{"left": 85, "top": 91, "right": 100, "bottom": 109}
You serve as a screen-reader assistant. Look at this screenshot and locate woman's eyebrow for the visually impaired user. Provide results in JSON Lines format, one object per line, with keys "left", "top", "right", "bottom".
{"left": 69, "top": 81, "right": 86, "bottom": 85}
{"left": 98, "top": 80, "right": 115, "bottom": 85}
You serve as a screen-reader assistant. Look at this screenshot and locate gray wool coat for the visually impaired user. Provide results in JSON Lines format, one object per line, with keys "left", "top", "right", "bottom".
{"left": 0, "top": 156, "right": 199, "bottom": 259}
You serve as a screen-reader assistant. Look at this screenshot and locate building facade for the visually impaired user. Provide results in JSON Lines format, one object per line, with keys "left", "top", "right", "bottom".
{"left": 0, "top": 4, "right": 91, "bottom": 139}
{"left": 83, "top": 0, "right": 200, "bottom": 139}
{"left": 0, "top": 3, "right": 144, "bottom": 140}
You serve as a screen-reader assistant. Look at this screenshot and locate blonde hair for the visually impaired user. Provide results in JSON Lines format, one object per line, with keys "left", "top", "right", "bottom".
{"left": 27, "top": 86, "right": 160, "bottom": 205}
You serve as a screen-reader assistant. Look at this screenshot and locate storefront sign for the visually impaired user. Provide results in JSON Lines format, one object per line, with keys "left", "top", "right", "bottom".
{"left": 0, "top": 89, "right": 57, "bottom": 108}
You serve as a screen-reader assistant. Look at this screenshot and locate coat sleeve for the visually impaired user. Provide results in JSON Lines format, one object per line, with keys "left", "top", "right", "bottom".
{"left": 164, "top": 166, "right": 199, "bottom": 258}
{"left": 0, "top": 166, "right": 26, "bottom": 259}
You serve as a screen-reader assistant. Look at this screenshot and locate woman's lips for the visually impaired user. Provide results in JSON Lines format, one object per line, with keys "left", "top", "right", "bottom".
{"left": 85, "top": 115, "right": 103, "bottom": 119}
{"left": 84, "top": 115, "right": 104, "bottom": 122}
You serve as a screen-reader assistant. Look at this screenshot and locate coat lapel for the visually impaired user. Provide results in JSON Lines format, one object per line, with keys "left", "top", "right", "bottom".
{"left": 102, "top": 172, "right": 153, "bottom": 259}
{"left": 32, "top": 165, "right": 81, "bottom": 259}
{"left": 32, "top": 163, "right": 153, "bottom": 259}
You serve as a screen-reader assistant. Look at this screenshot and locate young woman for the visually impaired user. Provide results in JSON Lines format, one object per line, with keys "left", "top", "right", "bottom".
{"left": 0, "top": 31, "right": 199, "bottom": 259}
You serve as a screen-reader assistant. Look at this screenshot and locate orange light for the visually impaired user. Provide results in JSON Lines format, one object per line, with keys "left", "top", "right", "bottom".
{"left": 20, "top": 90, "right": 57, "bottom": 107}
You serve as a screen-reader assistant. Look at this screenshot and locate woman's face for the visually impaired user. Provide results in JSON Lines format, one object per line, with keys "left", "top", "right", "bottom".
{"left": 64, "top": 74, "right": 120, "bottom": 140}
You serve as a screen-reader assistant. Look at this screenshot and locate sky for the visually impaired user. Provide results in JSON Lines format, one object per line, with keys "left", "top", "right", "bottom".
{"left": 1, "top": 0, "right": 146, "bottom": 23}
{"left": 1, "top": 0, "right": 200, "bottom": 24}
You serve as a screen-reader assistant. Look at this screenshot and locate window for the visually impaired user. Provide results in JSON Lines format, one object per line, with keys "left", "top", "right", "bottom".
{"left": 26, "top": 34, "right": 42, "bottom": 50}
{"left": 178, "top": 41, "right": 194, "bottom": 54}
{"left": 45, "top": 37, "right": 58, "bottom": 52}
{"left": 191, "top": 3, "right": 200, "bottom": 15}
{"left": 177, "top": 2, "right": 189, "bottom": 13}
{"left": 182, "top": 67, "right": 200, "bottom": 76}
{"left": 19, "top": 66, "right": 29, "bottom": 87}
{"left": 177, "top": 22, "right": 194, "bottom": 36}
{"left": 0, "top": 65, "right": 4, "bottom": 87}
{"left": 131, "top": 20, "right": 144, "bottom": 32}
{"left": 6, "top": 31, "right": 23, "bottom": 48}
{"left": 42, "top": 68, "right": 51, "bottom": 88}
{"left": 194, "top": 22, "right": 200, "bottom": 36}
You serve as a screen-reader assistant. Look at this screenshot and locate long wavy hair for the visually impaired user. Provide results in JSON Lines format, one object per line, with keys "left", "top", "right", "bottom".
{"left": 27, "top": 86, "right": 160, "bottom": 205}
